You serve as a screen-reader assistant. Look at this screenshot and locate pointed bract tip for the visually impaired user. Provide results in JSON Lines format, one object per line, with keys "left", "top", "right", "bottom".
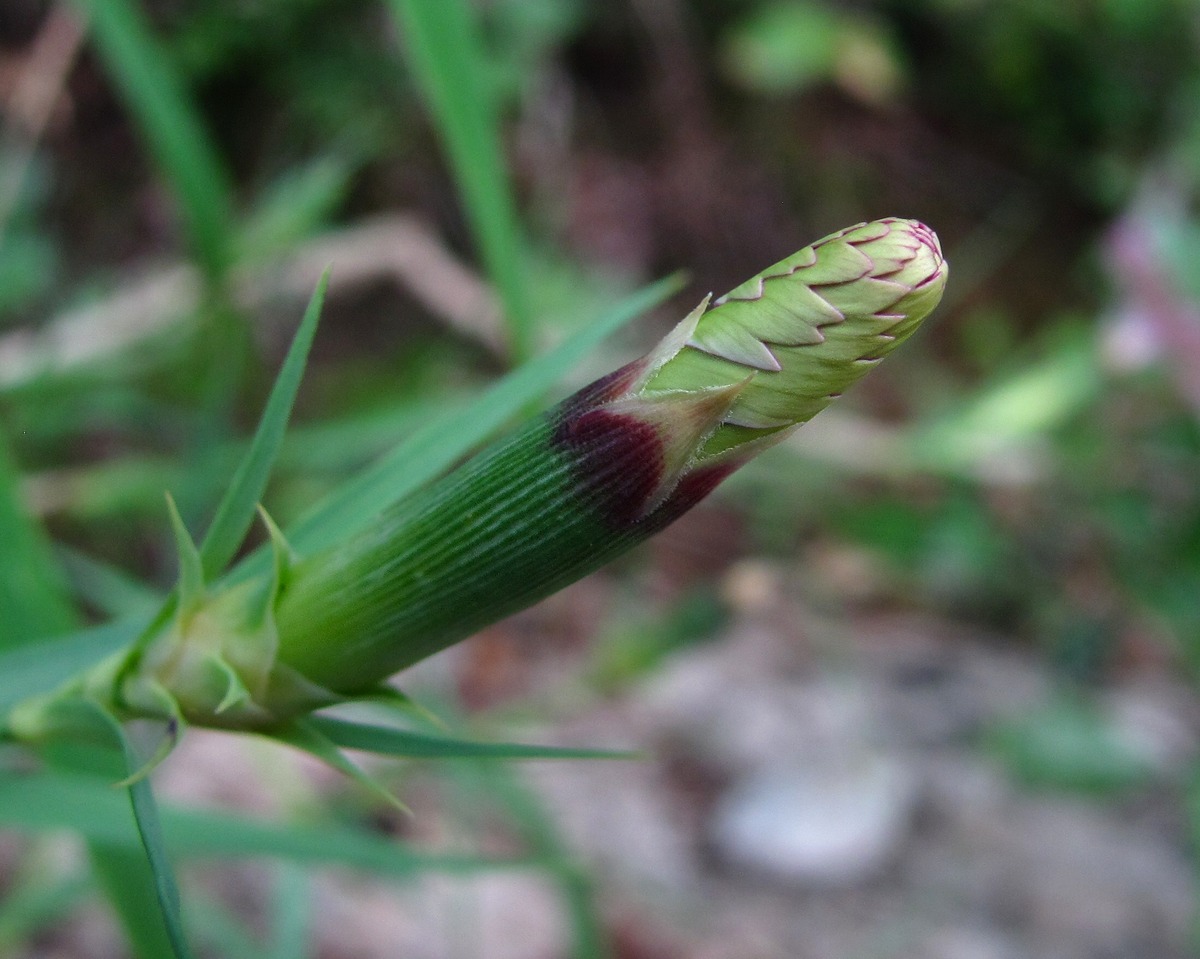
{"left": 165, "top": 492, "right": 205, "bottom": 614}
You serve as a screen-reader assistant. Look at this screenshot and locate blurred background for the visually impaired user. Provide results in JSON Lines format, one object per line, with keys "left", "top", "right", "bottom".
{"left": 1, "top": 0, "right": 1199, "bottom": 957}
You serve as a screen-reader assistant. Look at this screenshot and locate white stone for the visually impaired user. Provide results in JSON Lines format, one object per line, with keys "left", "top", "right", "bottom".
{"left": 710, "top": 754, "right": 917, "bottom": 886}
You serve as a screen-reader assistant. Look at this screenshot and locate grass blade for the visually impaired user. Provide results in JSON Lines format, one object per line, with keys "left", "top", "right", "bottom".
{"left": 454, "top": 761, "right": 606, "bottom": 959}
{"left": 309, "top": 716, "right": 637, "bottom": 761}
{"left": 267, "top": 865, "right": 311, "bottom": 959}
{"left": 0, "top": 615, "right": 147, "bottom": 715}
{"left": 387, "top": 0, "right": 533, "bottom": 359}
{"left": 73, "top": 0, "right": 235, "bottom": 279}
{"left": 0, "top": 875, "right": 90, "bottom": 950}
{"left": 198, "top": 272, "right": 328, "bottom": 579}
{"left": 41, "top": 706, "right": 192, "bottom": 959}
{"left": 56, "top": 545, "right": 162, "bottom": 618}
{"left": 236, "top": 154, "right": 358, "bottom": 263}
{"left": 106, "top": 718, "right": 195, "bottom": 959}
{"left": 0, "top": 766, "right": 546, "bottom": 877}
{"left": 271, "top": 719, "right": 410, "bottom": 814}
{"left": 89, "top": 844, "right": 183, "bottom": 959}
{"left": 187, "top": 895, "right": 270, "bottom": 959}
{"left": 0, "top": 431, "right": 78, "bottom": 650}
{"left": 123, "top": 775, "right": 194, "bottom": 957}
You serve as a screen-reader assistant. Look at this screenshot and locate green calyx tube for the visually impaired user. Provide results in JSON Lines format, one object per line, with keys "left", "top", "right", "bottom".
{"left": 271, "top": 217, "right": 947, "bottom": 711}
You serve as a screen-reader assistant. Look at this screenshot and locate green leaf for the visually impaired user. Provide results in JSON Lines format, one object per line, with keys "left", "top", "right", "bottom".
{"left": 236, "top": 155, "right": 358, "bottom": 262}
{"left": 112, "top": 721, "right": 195, "bottom": 959}
{"left": 0, "top": 875, "right": 90, "bottom": 951}
{"left": 987, "top": 694, "right": 1153, "bottom": 794}
{"left": 0, "top": 616, "right": 142, "bottom": 716}
{"left": 0, "top": 766, "right": 545, "bottom": 877}
{"left": 198, "top": 273, "right": 328, "bottom": 579}
{"left": 73, "top": 0, "right": 236, "bottom": 279}
{"left": 309, "top": 715, "right": 638, "bottom": 761}
{"left": 56, "top": 545, "right": 162, "bottom": 619}
{"left": 270, "top": 718, "right": 410, "bottom": 814}
{"left": 354, "top": 685, "right": 450, "bottom": 732}
{"left": 39, "top": 703, "right": 192, "bottom": 959}
{"left": 387, "top": 0, "right": 533, "bottom": 359}
{"left": 267, "top": 864, "right": 312, "bottom": 959}
{"left": 166, "top": 493, "right": 205, "bottom": 614}
{"left": 89, "top": 844, "right": 182, "bottom": 959}
{"left": 186, "top": 895, "right": 268, "bottom": 959}
{"left": 909, "top": 336, "right": 1100, "bottom": 474}
{"left": 44, "top": 700, "right": 194, "bottom": 959}
{"left": 236, "top": 274, "right": 682, "bottom": 570}
{"left": 0, "top": 431, "right": 78, "bottom": 650}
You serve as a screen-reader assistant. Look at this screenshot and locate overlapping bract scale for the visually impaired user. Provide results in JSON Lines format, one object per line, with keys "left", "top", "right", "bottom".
{"left": 645, "top": 217, "right": 946, "bottom": 442}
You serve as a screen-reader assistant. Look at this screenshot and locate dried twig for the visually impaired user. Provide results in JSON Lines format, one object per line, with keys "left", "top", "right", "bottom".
{"left": 0, "top": 213, "right": 503, "bottom": 388}
{"left": 0, "top": 6, "right": 86, "bottom": 242}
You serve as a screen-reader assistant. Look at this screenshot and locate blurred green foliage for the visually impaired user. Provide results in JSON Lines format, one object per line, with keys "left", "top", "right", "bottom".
{"left": 987, "top": 693, "right": 1156, "bottom": 794}
{"left": 0, "top": 160, "right": 56, "bottom": 320}
{"left": 886, "top": 0, "right": 1200, "bottom": 205}
{"left": 720, "top": 1, "right": 904, "bottom": 104}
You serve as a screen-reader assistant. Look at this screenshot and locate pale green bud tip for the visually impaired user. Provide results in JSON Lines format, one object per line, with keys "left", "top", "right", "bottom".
{"left": 641, "top": 217, "right": 947, "bottom": 455}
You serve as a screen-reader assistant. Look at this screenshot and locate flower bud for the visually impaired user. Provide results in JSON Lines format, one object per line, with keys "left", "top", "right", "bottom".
{"left": 47, "top": 219, "right": 946, "bottom": 729}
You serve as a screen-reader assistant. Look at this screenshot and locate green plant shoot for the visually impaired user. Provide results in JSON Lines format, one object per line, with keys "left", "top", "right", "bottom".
{"left": 9, "top": 218, "right": 947, "bottom": 739}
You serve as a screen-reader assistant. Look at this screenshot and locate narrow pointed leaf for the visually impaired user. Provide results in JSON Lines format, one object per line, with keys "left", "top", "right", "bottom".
{"left": 269, "top": 719, "right": 410, "bottom": 813}
{"left": 258, "top": 504, "right": 296, "bottom": 604}
{"left": 37, "top": 706, "right": 187, "bottom": 959}
{"left": 0, "top": 616, "right": 143, "bottom": 715}
{"left": 166, "top": 494, "right": 204, "bottom": 614}
{"left": 387, "top": 0, "right": 533, "bottom": 358}
{"left": 74, "top": 703, "right": 196, "bottom": 959}
{"left": 90, "top": 845, "right": 182, "bottom": 959}
{"left": 212, "top": 656, "right": 253, "bottom": 715}
{"left": 267, "top": 865, "right": 312, "bottom": 959}
{"left": 357, "top": 686, "right": 449, "bottom": 730}
{"left": 111, "top": 722, "right": 195, "bottom": 959}
{"left": 0, "top": 876, "right": 90, "bottom": 950}
{"left": 0, "top": 431, "right": 78, "bottom": 650}
{"left": 74, "top": 0, "right": 235, "bottom": 278}
{"left": 0, "top": 767, "right": 543, "bottom": 876}
{"left": 309, "top": 715, "right": 639, "bottom": 761}
{"left": 56, "top": 545, "right": 162, "bottom": 619}
{"left": 199, "top": 273, "right": 327, "bottom": 579}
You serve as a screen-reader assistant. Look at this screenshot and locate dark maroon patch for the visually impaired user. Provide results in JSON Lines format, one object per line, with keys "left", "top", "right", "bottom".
{"left": 649, "top": 459, "right": 739, "bottom": 526}
{"left": 557, "top": 360, "right": 645, "bottom": 416}
{"left": 552, "top": 406, "right": 665, "bottom": 528}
